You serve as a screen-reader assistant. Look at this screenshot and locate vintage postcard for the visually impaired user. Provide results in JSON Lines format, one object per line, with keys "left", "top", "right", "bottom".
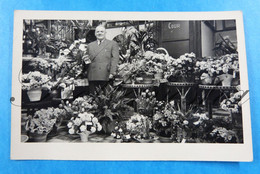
{"left": 11, "top": 10, "right": 252, "bottom": 161}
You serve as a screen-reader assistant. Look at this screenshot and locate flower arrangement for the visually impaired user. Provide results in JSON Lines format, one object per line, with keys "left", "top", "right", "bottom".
{"left": 195, "top": 53, "right": 239, "bottom": 85}
{"left": 116, "top": 58, "right": 146, "bottom": 83}
{"left": 153, "top": 101, "right": 185, "bottom": 139}
{"left": 142, "top": 50, "right": 170, "bottom": 76}
{"left": 62, "top": 95, "right": 98, "bottom": 114}
{"left": 165, "top": 53, "right": 196, "bottom": 82}
{"left": 92, "top": 85, "right": 134, "bottom": 133}
{"left": 220, "top": 91, "right": 242, "bottom": 113}
{"left": 22, "top": 71, "right": 53, "bottom": 90}
{"left": 136, "top": 89, "right": 157, "bottom": 116}
{"left": 25, "top": 107, "right": 66, "bottom": 134}
{"left": 110, "top": 121, "right": 132, "bottom": 142}
{"left": 126, "top": 113, "right": 152, "bottom": 140}
{"left": 28, "top": 58, "right": 67, "bottom": 78}
{"left": 210, "top": 127, "right": 238, "bottom": 143}
{"left": 67, "top": 112, "right": 102, "bottom": 135}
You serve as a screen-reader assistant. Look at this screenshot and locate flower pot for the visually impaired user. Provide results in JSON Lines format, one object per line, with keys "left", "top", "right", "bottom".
{"left": 159, "top": 136, "right": 174, "bottom": 143}
{"left": 137, "top": 139, "right": 153, "bottom": 143}
{"left": 154, "top": 72, "right": 163, "bottom": 80}
{"left": 28, "top": 132, "right": 48, "bottom": 142}
{"left": 78, "top": 131, "right": 90, "bottom": 142}
{"left": 27, "top": 88, "right": 42, "bottom": 102}
{"left": 216, "top": 74, "right": 233, "bottom": 87}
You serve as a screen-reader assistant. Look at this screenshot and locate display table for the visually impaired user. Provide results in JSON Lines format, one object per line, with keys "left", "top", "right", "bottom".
{"left": 167, "top": 82, "right": 196, "bottom": 114}
{"left": 121, "top": 83, "right": 156, "bottom": 97}
{"left": 198, "top": 85, "right": 238, "bottom": 118}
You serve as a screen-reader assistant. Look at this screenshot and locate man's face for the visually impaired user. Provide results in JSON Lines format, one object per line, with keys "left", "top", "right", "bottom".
{"left": 95, "top": 26, "right": 106, "bottom": 41}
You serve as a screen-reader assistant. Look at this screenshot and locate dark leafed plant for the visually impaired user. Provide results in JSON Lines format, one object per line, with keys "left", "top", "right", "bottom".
{"left": 91, "top": 85, "right": 134, "bottom": 134}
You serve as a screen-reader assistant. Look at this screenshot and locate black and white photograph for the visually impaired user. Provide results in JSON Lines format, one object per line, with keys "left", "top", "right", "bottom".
{"left": 11, "top": 11, "right": 252, "bottom": 161}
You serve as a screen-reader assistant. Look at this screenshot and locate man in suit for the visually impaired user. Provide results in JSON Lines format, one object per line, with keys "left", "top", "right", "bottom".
{"left": 87, "top": 25, "right": 119, "bottom": 94}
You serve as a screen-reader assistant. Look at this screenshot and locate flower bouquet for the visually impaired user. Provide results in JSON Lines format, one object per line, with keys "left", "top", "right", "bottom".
{"left": 110, "top": 121, "right": 132, "bottom": 142}
{"left": 165, "top": 53, "right": 196, "bottom": 82}
{"left": 126, "top": 113, "right": 153, "bottom": 142}
{"left": 195, "top": 53, "right": 239, "bottom": 86}
{"left": 22, "top": 71, "right": 53, "bottom": 101}
{"left": 116, "top": 59, "right": 146, "bottom": 84}
{"left": 153, "top": 101, "right": 185, "bottom": 141}
{"left": 220, "top": 91, "right": 242, "bottom": 125}
{"left": 140, "top": 51, "right": 168, "bottom": 81}
{"left": 220, "top": 91, "right": 242, "bottom": 113}
{"left": 67, "top": 112, "right": 102, "bottom": 142}
{"left": 25, "top": 107, "right": 66, "bottom": 142}
{"left": 61, "top": 95, "right": 98, "bottom": 115}
{"left": 209, "top": 127, "right": 238, "bottom": 143}
{"left": 135, "top": 89, "right": 157, "bottom": 116}
{"left": 181, "top": 112, "right": 211, "bottom": 143}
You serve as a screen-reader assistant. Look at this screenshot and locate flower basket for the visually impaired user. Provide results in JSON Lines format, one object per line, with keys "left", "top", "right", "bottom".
{"left": 28, "top": 132, "right": 48, "bottom": 142}
{"left": 27, "top": 88, "right": 42, "bottom": 102}
{"left": 78, "top": 131, "right": 90, "bottom": 142}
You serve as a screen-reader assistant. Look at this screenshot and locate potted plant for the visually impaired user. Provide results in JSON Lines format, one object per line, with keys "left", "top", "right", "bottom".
{"left": 91, "top": 85, "right": 134, "bottom": 134}
{"left": 67, "top": 111, "right": 102, "bottom": 142}
{"left": 125, "top": 113, "right": 153, "bottom": 142}
{"left": 165, "top": 53, "right": 196, "bottom": 82}
{"left": 25, "top": 107, "right": 66, "bottom": 142}
{"left": 22, "top": 71, "right": 53, "bottom": 102}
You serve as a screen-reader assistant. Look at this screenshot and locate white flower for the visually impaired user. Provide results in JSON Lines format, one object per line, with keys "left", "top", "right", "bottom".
{"left": 169, "top": 100, "right": 175, "bottom": 106}
{"left": 79, "top": 44, "right": 87, "bottom": 51}
{"left": 92, "top": 117, "right": 98, "bottom": 124}
{"left": 85, "top": 114, "right": 92, "bottom": 122}
{"left": 111, "top": 133, "right": 116, "bottom": 137}
{"left": 74, "top": 118, "right": 82, "bottom": 126}
{"left": 63, "top": 49, "right": 71, "bottom": 56}
{"left": 90, "top": 127, "right": 96, "bottom": 133}
{"left": 67, "top": 122, "right": 73, "bottom": 128}
{"left": 80, "top": 125, "right": 87, "bottom": 132}
{"left": 183, "top": 120, "right": 189, "bottom": 125}
{"left": 68, "top": 128, "right": 75, "bottom": 134}
{"left": 118, "top": 128, "right": 123, "bottom": 133}
{"left": 79, "top": 38, "right": 86, "bottom": 43}
{"left": 125, "top": 135, "right": 131, "bottom": 139}
{"left": 85, "top": 121, "right": 93, "bottom": 126}
{"left": 97, "top": 123, "right": 102, "bottom": 131}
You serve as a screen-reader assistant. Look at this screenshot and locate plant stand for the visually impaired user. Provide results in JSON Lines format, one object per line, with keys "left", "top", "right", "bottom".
{"left": 166, "top": 82, "right": 196, "bottom": 114}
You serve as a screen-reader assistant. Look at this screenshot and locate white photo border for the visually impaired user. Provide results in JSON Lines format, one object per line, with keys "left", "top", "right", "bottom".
{"left": 11, "top": 10, "right": 253, "bottom": 161}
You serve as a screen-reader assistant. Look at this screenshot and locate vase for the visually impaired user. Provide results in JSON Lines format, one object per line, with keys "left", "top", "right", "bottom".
{"left": 154, "top": 72, "right": 163, "bottom": 80}
{"left": 78, "top": 131, "right": 90, "bottom": 142}
{"left": 27, "top": 88, "right": 42, "bottom": 102}
{"left": 28, "top": 132, "right": 48, "bottom": 142}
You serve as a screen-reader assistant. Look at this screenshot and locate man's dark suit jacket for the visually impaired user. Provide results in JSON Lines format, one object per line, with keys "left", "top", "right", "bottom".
{"left": 87, "top": 39, "right": 119, "bottom": 81}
